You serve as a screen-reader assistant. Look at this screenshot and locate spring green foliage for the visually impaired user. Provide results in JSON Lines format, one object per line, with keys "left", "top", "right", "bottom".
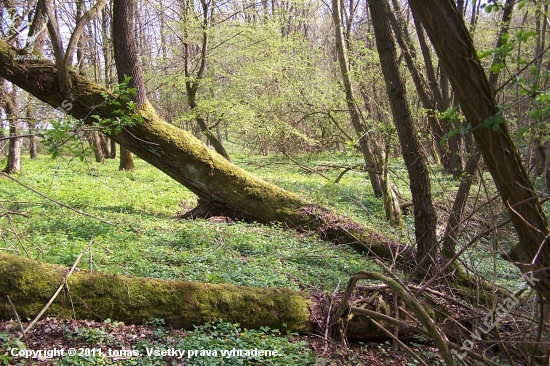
{"left": 91, "top": 76, "right": 144, "bottom": 135}
{"left": 0, "top": 153, "right": 377, "bottom": 291}
{"left": 41, "top": 77, "right": 141, "bottom": 160}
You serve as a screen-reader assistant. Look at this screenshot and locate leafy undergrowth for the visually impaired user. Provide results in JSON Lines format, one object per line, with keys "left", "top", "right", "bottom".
{"left": 0, "top": 318, "right": 442, "bottom": 365}
{"left": 0, "top": 151, "right": 529, "bottom": 365}
{"left": 0, "top": 154, "right": 379, "bottom": 291}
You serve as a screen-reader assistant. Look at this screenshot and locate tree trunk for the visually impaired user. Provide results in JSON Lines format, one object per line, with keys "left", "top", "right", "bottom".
{"left": 110, "top": 138, "right": 117, "bottom": 159}
{"left": 442, "top": 151, "right": 481, "bottom": 259}
{"left": 332, "top": 0, "right": 384, "bottom": 199}
{"left": 186, "top": 85, "right": 233, "bottom": 162}
{"left": 0, "top": 253, "right": 312, "bottom": 333}
{"left": 119, "top": 146, "right": 135, "bottom": 171}
{"left": 368, "top": 0, "right": 438, "bottom": 276}
{"left": 388, "top": 0, "right": 447, "bottom": 167}
{"left": 100, "top": 134, "right": 111, "bottom": 157}
{"left": 1, "top": 80, "right": 21, "bottom": 174}
{"left": 90, "top": 130, "right": 105, "bottom": 164}
{"left": 181, "top": 0, "right": 232, "bottom": 162}
{"left": 3, "top": 120, "right": 22, "bottom": 174}
{"left": 440, "top": 68, "right": 463, "bottom": 178}
{"left": 0, "top": 253, "right": 437, "bottom": 342}
{"left": 0, "top": 40, "right": 404, "bottom": 259}
{"left": 28, "top": 122, "right": 38, "bottom": 159}
{"left": 408, "top": 0, "right": 550, "bottom": 299}
{"left": 332, "top": 0, "right": 402, "bottom": 228}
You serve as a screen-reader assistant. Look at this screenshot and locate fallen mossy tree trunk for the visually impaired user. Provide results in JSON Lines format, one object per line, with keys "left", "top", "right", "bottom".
{"left": 0, "top": 253, "right": 407, "bottom": 341}
{"left": 0, "top": 253, "right": 500, "bottom": 364}
{"left": 0, "top": 253, "right": 313, "bottom": 332}
{"left": 0, "top": 41, "right": 405, "bottom": 260}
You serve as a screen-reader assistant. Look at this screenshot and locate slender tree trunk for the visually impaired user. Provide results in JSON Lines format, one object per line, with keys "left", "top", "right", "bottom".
{"left": 90, "top": 130, "right": 105, "bottom": 163}
{"left": 28, "top": 121, "right": 38, "bottom": 159}
{"left": 487, "top": 0, "right": 514, "bottom": 91}
{"left": 119, "top": 145, "right": 135, "bottom": 171}
{"left": 442, "top": 151, "right": 481, "bottom": 259}
{"left": 186, "top": 85, "right": 232, "bottom": 162}
{"left": 440, "top": 68, "right": 463, "bottom": 178}
{"left": 409, "top": 0, "right": 550, "bottom": 299}
{"left": 412, "top": 17, "right": 449, "bottom": 167}
{"left": 368, "top": 0, "right": 438, "bottom": 276}
{"left": 100, "top": 134, "right": 111, "bottom": 157}
{"left": 112, "top": 0, "right": 141, "bottom": 170}
{"left": 1, "top": 80, "right": 21, "bottom": 174}
{"left": 181, "top": 0, "right": 232, "bottom": 162}
{"left": 3, "top": 119, "right": 22, "bottom": 174}
{"left": 110, "top": 138, "right": 117, "bottom": 159}
{"left": 388, "top": 0, "right": 446, "bottom": 167}
{"left": 332, "top": 0, "right": 383, "bottom": 198}
{"left": 25, "top": 95, "right": 38, "bottom": 159}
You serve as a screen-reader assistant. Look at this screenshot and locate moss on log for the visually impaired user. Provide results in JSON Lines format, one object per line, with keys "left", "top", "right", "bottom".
{"left": 0, "top": 253, "right": 313, "bottom": 332}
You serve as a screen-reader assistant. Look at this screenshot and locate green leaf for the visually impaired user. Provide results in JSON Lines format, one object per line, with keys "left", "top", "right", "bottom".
{"left": 478, "top": 49, "right": 493, "bottom": 59}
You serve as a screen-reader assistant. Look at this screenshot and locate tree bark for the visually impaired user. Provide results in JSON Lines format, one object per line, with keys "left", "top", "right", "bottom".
{"left": 119, "top": 145, "right": 135, "bottom": 171}
{"left": 0, "top": 253, "right": 313, "bottom": 333}
{"left": 332, "top": 0, "right": 384, "bottom": 199}
{"left": 408, "top": 0, "right": 550, "bottom": 298}
{"left": 0, "top": 40, "right": 404, "bottom": 259}
{"left": 442, "top": 151, "right": 481, "bottom": 259}
{"left": 1, "top": 80, "right": 21, "bottom": 174}
{"left": 112, "top": 0, "right": 141, "bottom": 171}
{"left": 89, "top": 130, "right": 105, "bottom": 164}
{"left": 368, "top": 0, "right": 438, "bottom": 276}
{"left": 0, "top": 252, "right": 434, "bottom": 341}
{"left": 100, "top": 134, "right": 111, "bottom": 157}
{"left": 110, "top": 138, "right": 117, "bottom": 159}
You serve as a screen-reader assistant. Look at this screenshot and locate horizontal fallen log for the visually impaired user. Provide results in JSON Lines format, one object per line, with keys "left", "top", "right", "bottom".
{"left": 0, "top": 253, "right": 412, "bottom": 341}
{"left": 0, "top": 253, "right": 313, "bottom": 332}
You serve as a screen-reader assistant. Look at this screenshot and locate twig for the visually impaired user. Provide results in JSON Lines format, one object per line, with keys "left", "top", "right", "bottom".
{"left": 6, "top": 295, "right": 31, "bottom": 365}
{"left": 0, "top": 202, "right": 30, "bottom": 258}
{"left": 324, "top": 280, "right": 340, "bottom": 354}
{"left": 368, "top": 317, "right": 428, "bottom": 366}
{"left": 18, "top": 239, "right": 94, "bottom": 339}
{"left": 282, "top": 150, "right": 330, "bottom": 180}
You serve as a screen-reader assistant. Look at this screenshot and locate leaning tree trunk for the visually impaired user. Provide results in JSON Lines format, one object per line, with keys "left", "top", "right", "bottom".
{"left": 0, "top": 41, "right": 404, "bottom": 259}
{"left": 408, "top": 0, "right": 550, "bottom": 299}
{"left": 368, "top": 0, "right": 438, "bottom": 277}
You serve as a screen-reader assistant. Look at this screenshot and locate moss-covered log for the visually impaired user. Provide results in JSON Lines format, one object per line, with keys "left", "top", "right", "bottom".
{"left": 0, "top": 253, "right": 406, "bottom": 341}
{"left": 0, "top": 253, "right": 472, "bottom": 348}
{"left": 0, "top": 253, "right": 313, "bottom": 332}
{"left": 0, "top": 41, "right": 405, "bottom": 259}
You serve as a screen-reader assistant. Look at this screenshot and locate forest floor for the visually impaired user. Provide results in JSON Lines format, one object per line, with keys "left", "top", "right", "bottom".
{"left": 0, "top": 149, "right": 530, "bottom": 365}
{"left": 1, "top": 317, "right": 441, "bottom": 365}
